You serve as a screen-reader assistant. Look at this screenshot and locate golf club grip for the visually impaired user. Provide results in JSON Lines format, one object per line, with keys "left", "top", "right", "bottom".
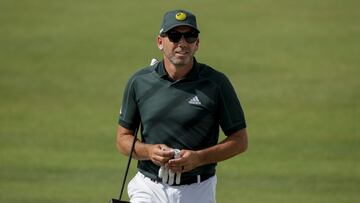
{"left": 118, "top": 127, "right": 139, "bottom": 201}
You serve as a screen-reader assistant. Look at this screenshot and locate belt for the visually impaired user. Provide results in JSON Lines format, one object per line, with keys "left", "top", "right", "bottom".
{"left": 149, "top": 173, "right": 214, "bottom": 186}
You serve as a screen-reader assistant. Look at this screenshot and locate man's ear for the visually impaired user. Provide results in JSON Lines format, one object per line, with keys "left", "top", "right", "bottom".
{"left": 194, "top": 38, "right": 200, "bottom": 51}
{"left": 157, "top": 36, "right": 163, "bottom": 51}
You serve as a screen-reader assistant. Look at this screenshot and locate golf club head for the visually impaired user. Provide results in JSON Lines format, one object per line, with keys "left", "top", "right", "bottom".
{"left": 108, "top": 199, "right": 130, "bottom": 203}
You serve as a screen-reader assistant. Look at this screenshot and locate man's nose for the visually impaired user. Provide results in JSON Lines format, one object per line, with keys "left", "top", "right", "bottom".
{"left": 177, "top": 36, "right": 188, "bottom": 45}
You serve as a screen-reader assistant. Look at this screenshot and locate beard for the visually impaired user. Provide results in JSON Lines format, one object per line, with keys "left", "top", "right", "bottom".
{"left": 169, "top": 56, "right": 191, "bottom": 66}
{"left": 166, "top": 51, "right": 194, "bottom": 67}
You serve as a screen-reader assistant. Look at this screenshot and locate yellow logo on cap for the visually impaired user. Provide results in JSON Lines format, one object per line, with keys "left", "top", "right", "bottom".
{"left": 175, "top": 12, "right": 187, "bottom": 21}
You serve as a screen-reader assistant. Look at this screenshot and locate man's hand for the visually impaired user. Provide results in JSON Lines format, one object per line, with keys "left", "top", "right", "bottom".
{"left": 168, "top": 129, "right": 248, "bottom": 172}
{"left": 146, "top": 144, "right": 174, "bottom": 166}
{"left": 167, "top": 149, "right": 202, "bottom": 173}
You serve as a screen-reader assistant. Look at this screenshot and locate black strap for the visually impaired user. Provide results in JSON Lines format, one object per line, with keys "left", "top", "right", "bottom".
{"left": 118, "top": 127, "right": 139, "bottom": 201}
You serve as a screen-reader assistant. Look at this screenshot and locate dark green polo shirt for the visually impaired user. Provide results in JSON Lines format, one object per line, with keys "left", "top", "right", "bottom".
{"left": 118, "top": 58, "right": 246, "bottom": 181}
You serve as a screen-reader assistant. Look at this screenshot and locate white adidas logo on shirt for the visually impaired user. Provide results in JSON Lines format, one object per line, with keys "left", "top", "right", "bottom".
{"left": 189, "top": 96, "right": 201, "bottom": 105}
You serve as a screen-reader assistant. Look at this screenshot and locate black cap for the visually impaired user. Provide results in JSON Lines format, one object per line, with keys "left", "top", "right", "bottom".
{"left": 159, "top": 9, "right": 199, "bottom": 34}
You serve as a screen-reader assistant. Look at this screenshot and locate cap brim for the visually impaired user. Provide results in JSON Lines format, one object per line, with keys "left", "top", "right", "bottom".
{"left": 162, "top": 23, "right": 200, "bottom": 33}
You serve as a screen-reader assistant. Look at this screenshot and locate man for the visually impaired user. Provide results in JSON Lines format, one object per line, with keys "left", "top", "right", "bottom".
{"left": 116, "top": 9, "right": 248, "bottom": 203}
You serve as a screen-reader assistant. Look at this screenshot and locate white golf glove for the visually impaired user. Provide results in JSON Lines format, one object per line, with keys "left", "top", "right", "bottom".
{"left": 158, "top": 149, "right": 181, "bottom": 185}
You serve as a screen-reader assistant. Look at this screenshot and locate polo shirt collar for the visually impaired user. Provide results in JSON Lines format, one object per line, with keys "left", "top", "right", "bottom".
{"left": 156, "top": 57, "right": 200, "bottom": 81}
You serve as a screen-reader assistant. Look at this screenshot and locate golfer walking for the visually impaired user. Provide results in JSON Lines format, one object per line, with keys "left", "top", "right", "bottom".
{"left": 116, "top": 9, "right": 248, "bottom": 203}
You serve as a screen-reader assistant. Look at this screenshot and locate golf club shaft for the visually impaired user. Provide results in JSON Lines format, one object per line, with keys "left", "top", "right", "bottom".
{"left": 118, "top": 127, "right": 139, "bottom": 200}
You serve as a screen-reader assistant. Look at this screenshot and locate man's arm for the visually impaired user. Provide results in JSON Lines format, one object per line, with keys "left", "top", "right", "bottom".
{"left": 168, "top": 128, "right": 248, "bottom": 172}
{"left": 116, "top": 125, "right": 174, "bottom": 166}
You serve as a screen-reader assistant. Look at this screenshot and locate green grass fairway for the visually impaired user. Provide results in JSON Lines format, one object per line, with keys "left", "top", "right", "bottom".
{"left": 1, "top": 0, "right": 359, "bottom": 202}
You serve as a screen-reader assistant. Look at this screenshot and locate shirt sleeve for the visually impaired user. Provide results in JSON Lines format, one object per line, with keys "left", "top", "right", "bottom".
{"left": 217, "top": 74, "right": 247, "bottom": 135}
{"left": 118, "top": 76, "right": 140, "bottom": 130}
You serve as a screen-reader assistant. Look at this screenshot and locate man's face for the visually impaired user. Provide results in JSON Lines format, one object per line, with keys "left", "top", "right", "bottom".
{"left": 158, "top": 26, "right": 199, "bottom": 67}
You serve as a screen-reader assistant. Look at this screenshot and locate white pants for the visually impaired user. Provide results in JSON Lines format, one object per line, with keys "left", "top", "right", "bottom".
{"left": 128, "top": 172, "right": 217, "bottom": 203}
